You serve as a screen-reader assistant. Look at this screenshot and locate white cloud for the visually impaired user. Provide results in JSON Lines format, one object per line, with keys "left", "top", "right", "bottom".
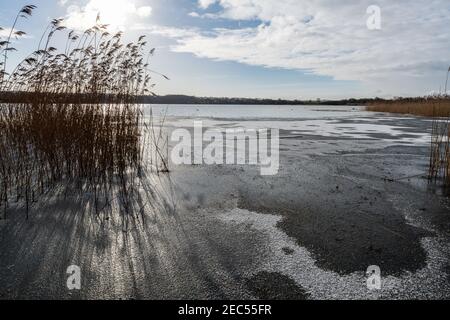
{"left": 188, "top": 12, "right": 200, "bottom": 18}
{"left": 136, "top": 25, "right": 199, "bottom": 39}
{"left": 172, "top": 0, "right": 450, "bottom": 95}
{"left": 137, "top": 6, "right": 152, "bottom": 18}
{"left": 63, "top": 0, "right": 152, "bottom": 31}
{"left": 0, "top": 28, "right": 31, "bottom": 39}
{"left": 198, "top": 0, "right": 217, "bottom": 9}
{"left": 0, "top": 29, "right": 11, "bottom": 38}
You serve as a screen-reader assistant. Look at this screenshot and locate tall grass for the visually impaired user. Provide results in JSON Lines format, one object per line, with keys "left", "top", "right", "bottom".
{"left": 0, "top": 5, "right": 168, "bottom": 225}
{"left": 366, "top": 97, "right": 450, "bottom": 117}
{"left": 429, "top": 104, "right": 450, "bottom": 188}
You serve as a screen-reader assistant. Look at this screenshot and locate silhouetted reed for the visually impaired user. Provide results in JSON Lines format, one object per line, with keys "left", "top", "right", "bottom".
{"left": 0, "top": 6, "right": 169, "bottom": 225}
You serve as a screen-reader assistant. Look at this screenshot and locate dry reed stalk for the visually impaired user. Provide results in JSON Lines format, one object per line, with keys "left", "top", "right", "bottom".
{"left": 0, "top": 5, "right": 169, "bottom": 224}
{"left": 367, "top": 98, "right": 450, "bottom": 117}
{"left": 428, "top": 100, "right": 450, "bottom": 188}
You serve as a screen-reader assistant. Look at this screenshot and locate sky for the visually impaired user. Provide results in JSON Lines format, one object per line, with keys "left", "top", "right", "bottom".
{"left": 1, "top": 0, "right": 449, "bottom": 99}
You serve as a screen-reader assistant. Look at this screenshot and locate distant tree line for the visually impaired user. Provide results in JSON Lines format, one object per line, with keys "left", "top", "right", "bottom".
{"left": 134, "top": 94, "right": 388, "bottom": 105}
{"left": 1, "top": 91, "right": 447, "bottom": 105}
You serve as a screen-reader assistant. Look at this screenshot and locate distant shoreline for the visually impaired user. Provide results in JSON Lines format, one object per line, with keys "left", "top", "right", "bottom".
{"left": 1, "top": 91, "right": 446, "bottom": 106}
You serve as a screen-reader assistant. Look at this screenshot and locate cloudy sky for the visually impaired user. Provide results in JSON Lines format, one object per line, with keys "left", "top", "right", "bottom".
{"left": 1, "top": 0, "right": 449, "bottom": 99}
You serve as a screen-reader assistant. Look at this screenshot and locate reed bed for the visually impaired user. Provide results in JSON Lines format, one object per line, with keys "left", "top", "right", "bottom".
{"left": 0, "top": 5, "right": 168, "bottom": 225}
{"left": 367, "top": 97, "right": 450, "bottom": 117}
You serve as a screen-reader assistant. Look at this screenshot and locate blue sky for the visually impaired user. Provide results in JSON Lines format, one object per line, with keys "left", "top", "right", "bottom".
{"left": 1, "top": 0, "right": 449, "bottom": 99}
